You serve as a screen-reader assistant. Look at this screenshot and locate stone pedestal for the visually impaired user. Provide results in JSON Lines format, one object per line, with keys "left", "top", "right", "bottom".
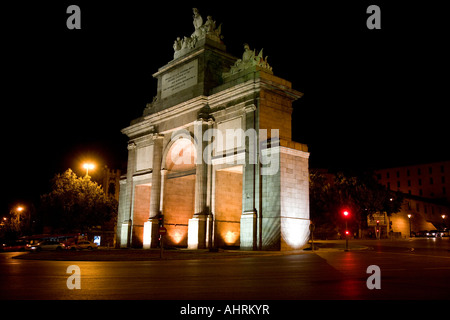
{"left": 240, "top": 210, "right": 257, "bottom": 250}
{"left": 187, "top": 216, "right": 207, "bottom": 249}
{"left": 143, "top": 219, "right": 159, "bottom": 249}
{"left": 120, "top": 220, "right": 132, "bottom": 248}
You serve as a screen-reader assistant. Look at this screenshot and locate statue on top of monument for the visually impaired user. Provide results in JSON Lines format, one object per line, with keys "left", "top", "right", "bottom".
{"left": 173, "top": 8, "right": 223, "bottom": 59}
{"left": 223, "top": 43, "right": 273, "bottom": 78}
{"left": 242, "top": 43, "right": 254, "bottom": 63}
{"left": 192, "top": 8, "right": 204, "bottom": 38}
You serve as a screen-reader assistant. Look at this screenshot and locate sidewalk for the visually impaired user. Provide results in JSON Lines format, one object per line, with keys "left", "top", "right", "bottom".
{"left": 304, "top": 240, "right": 369, "bottom": 252}
{"left": 12, "top": 248, "right": 290, "bottom": 261}
{"left": 12, "top": 241, "right": 369, "bottom": 261}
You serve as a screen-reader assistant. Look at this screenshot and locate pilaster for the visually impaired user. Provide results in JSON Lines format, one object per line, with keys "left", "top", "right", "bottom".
{"left": 143, "top": 134, "right": 164, "bottom": 249}
{"left": 120, "top": 142, "right": 136, "bottom": 248}
{"left": 149, "top": 135, "right": 164, "bottom": 219}
{"left": 187, "top": 119, "right": 210, "bottom": 249}
{"left": 240, "top": 105, "right": 259, "bottom": 250}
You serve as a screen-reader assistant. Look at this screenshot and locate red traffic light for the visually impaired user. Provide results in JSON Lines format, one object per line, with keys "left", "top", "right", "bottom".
{"left": 345, "top": 230, "right": 350, "bottom": 235}
{"left": 343, "top": 210, "right": 349, "bottom": 217}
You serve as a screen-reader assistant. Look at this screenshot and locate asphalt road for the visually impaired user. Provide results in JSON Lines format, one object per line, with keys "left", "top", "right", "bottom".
{"left": 1, "top": 239, "right": 449, "bottom": 300}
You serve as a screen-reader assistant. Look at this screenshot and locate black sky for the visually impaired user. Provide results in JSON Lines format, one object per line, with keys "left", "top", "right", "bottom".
{"left": 1, "top": 1, "right": 448, "bottom": 213}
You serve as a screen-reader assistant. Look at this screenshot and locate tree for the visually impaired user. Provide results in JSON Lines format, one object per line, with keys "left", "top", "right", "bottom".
{"left": 1, "top": 205, "right": 35, "bottom": 239}
{"left": 40, "top": 169, "right": 117, "bottom": 233}
{"left": 310, "top": 170, "right": 403, "bottom": 239}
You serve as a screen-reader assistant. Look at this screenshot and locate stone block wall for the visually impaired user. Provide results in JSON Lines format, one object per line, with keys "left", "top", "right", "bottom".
{"left": 163, "top": 174, "right": 195, "bottom": 247}
{"left": 259, "top": 89, "right": 293, "bottom": 141}
{"left": 214, "top": 170, "right": 242, "bottom": 247}
{"left": 131, "top": 184, "right": 151, "bottom": 247}
{"left": 260, "top": 146, "right": 310, "bottom": 250}
{"left": 279, "top": 148, "right": 310, "bottom": 250}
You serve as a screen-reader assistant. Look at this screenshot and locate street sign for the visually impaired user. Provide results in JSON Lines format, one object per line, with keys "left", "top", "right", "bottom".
{"left": 159, "top": 227, "right": 167, "bottom": 235}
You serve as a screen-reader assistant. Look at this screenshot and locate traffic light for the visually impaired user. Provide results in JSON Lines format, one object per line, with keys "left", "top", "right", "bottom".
{"left": 343, "top": 210, "right": 350, "bottom": 217}
{"left": 376, "top": 220, "right": 380, "bottom": 238}
{"left": 158, "top": 214, "right": 164, "bottom": 227}
{"left": 345, "top": 230, "right": 350, "bottom": 235}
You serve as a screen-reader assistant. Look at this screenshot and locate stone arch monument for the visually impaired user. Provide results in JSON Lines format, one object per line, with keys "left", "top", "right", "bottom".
{"left": 116, "top": 8, "right": 310, "bottom": 251}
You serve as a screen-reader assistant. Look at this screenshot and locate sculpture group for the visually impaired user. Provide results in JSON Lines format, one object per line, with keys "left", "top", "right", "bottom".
{"left": 173, "top": 8, "right": 273, "bottom": 76}
{"left": 223, "top": 43, "right": 273, "bottom": 77}
{"left": 173, "top": 8, "right": 223, "bottom": 58}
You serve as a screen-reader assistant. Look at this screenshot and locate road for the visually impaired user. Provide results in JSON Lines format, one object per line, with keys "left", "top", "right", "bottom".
{"left": 0, "top": 238, "right": 449, "bottom": 300}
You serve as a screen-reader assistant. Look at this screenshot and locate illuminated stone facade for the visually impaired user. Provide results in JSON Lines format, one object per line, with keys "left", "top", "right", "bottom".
{"left": 116, "top": 9, "right": 310, "bottom": 250}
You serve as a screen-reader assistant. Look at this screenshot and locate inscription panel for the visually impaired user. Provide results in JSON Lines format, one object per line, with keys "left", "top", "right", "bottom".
{"left": 161, "top": 59, "right": 198, "bottom": 99}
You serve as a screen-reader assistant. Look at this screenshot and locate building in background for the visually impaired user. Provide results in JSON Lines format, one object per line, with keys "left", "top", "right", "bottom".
{"left": 87, "top": 166, "right": 121, "bottom": 247}
{"left": 375, "top": 161, "right": 450, "bottom": 201}
{"left": 101, "top": 166, "right": 121, "bottom": 202}
{"left": 375, "top": 161, "right": 450, "bottom": 237}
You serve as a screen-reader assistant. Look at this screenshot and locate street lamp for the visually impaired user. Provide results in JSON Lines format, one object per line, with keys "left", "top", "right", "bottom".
{"left": 83, "top": 163, "right": 95, "bottom": 177}
{"left": 407, "top": 214, "right": 412, "bottom": 238}
{"left": 442, "top": 215, "right": 447, "bottom": 230}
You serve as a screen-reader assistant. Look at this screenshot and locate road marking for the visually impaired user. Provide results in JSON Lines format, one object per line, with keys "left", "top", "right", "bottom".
{"left": 374, "top": 251, "right": 450, "bottom": 260}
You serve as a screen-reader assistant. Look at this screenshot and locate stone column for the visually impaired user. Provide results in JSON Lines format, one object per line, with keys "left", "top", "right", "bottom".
{"left": 205, "top": 119, "right": 214, "bottom": 249}
{"left": 120, "top": 142, "right": 136, "bottom": 248}
{"left": 188, "top": 120, "right": 209, "bottom": 249}
{"left": 143, "top": 135, "right": 164, "bottom": 249}
{"left": 240, "top": 105, "right": 258, "bottom": 250}
{"left": 194, "top": 120, "right": 208, "bottom": 215}
{"left": 149, "top": 135, "right": 164, "bottom": 218}
{"left": 159, "top": 168, "right": 168, "bottom": 213}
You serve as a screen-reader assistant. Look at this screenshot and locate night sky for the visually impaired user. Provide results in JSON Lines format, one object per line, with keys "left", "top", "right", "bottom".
{"left": 2, "top": 1, "right": 448, "bottom": 213}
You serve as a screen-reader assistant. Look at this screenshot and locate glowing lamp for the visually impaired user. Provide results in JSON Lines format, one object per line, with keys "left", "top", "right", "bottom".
{"left": 82, "top": 163, "right": 95, "bottom": 176}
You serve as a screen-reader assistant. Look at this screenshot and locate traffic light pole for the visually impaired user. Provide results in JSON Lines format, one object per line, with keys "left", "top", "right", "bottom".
{"left": 343, "top": 210, "right": 349, "bottom": 252}
{"left": 160, "top": 234, "right": 164, "bottom": 259}
{"left": 345, "top": 220, "right": 349, "bottom": 251}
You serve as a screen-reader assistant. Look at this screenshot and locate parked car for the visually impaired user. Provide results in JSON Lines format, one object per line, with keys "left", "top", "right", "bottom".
{"left": 66, "top": 240, "right": 98, "bottom": 251}
{"left": 27, "top": 240, "right": 65, "bottom": 252}
{"left": 426, "top": 230, "right": 439, "bottom": 237}
{"left": 1, "top": 240, "right": 28, "bottom": 252}
{"left": 434, "top": 230, "right": 448, "bottom": 237}
{"left": 440, "top": 230, "right": 449, "bottom": 237}
{"left": 415, "top": 230, "right": 427, "bottom": 237}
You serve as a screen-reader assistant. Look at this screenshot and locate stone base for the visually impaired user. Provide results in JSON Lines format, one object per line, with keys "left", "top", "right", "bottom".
{"left": 240, "top": 210, "right": 257, "bottom": 250}
{"left": 281, "top": 217, "right": 310, "bottom": 250}
{"left": 143, "top": 219, "right": 159, "bottom": 249}
{"left": 187, "top": 216, "right": 207, "bottom": 249}
{"left": 120, "top": 220, "right": 132, "bottom": 248}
